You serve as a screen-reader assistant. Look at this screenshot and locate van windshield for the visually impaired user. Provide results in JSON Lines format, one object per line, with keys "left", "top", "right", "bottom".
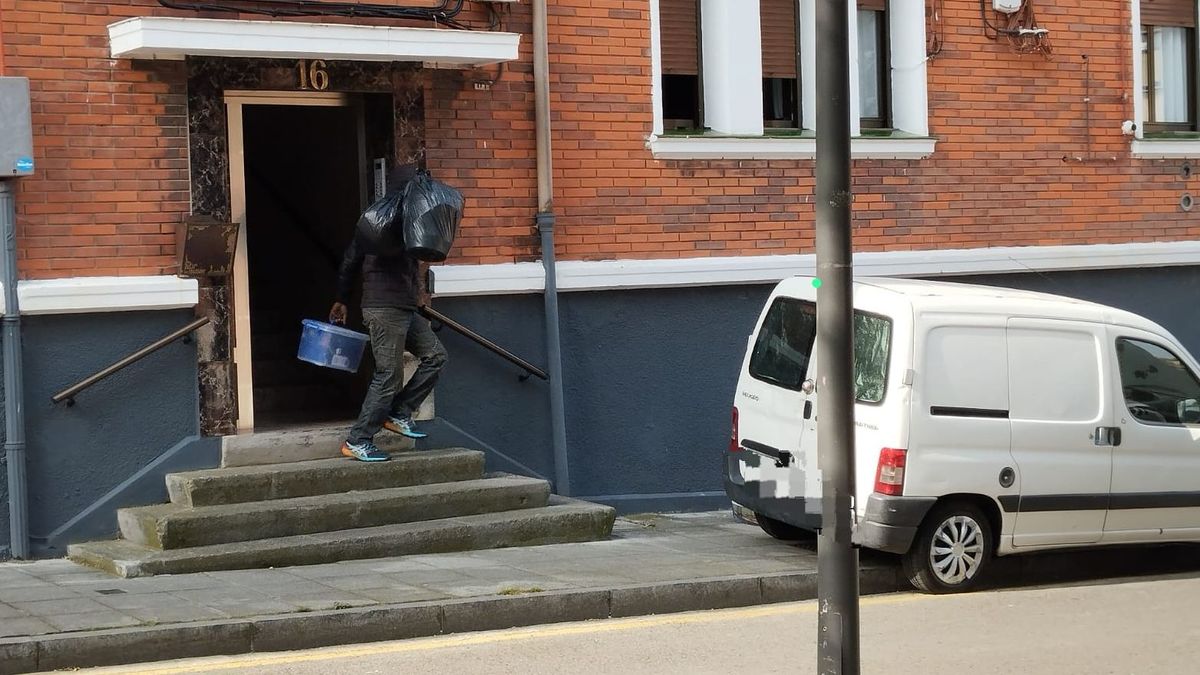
{"left": 748, "top": 297, "right": 892, "bottom": 404}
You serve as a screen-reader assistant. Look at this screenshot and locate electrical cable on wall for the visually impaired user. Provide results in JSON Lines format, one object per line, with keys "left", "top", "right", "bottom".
{"left": 469, "top": 3, "right": 510, "bottom": 87}
{"left": 156, "top": 1, "right": 489, "bottom": 30}
{"left": 981, "top": 0, "right": 1052, "bottom": 57}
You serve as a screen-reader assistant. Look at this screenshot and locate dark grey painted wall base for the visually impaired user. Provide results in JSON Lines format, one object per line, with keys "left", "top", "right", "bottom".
{"left": 954, "top": 266, "right": 1200, "bottom": 352}
{"left": 2, "top": 309, "right": 202, "bottom": 558}
{"left": 31, "top": 436, "right": 220, "bottom": 557}
{"left": 578, "top": 492, "right": 731, "bottom": 515}
{"left": 432, "top": 284, "right": 771, "bottom": 503}
{"left": 416, "top": 418, "right": 549, "bottom": 482}
{"left": 5, "top": 265, "right": 1200, "bottom": 558}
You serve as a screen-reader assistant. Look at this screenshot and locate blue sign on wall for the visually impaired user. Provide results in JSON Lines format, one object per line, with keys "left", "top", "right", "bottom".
{"left": 14, "top": 156, "right": 34, "bottom": 173}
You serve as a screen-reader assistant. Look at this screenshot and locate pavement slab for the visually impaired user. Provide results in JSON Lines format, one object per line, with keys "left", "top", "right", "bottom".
{"left": 329, "top": 584, "right": 448, "bottom": 604}
{"left": 39, "top": 611, "right": 144, "bottom": 633}
{"left": 0, "top": 617, "right": 56, "bottom": 639}
{"left": 0, "top": 603, "right": 29, "bottom": 620}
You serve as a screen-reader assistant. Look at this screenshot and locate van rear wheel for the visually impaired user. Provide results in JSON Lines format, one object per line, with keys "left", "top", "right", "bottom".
{"left": 902, "top": 502, "right": 993, "bottom": 594}
{"left": 756, "top": 514, "right": 812, "bottom": 541}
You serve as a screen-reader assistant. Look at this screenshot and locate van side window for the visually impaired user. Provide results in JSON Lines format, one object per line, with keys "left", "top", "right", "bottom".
{"left": 1116, "top": 338, "right": 1200, "bottom": 426}
{"left": 854, "top": 313, "right": 892, "bottom": 404}
{"left": 749, "top": 298, "right": 817, "bottom": 390}
{"left": 748, "top": 297, "right": 892, "bottom": 403}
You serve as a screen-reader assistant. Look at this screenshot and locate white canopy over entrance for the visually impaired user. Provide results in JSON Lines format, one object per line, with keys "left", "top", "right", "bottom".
{"left": 108, "top": 16, "right": 520, "bottom": 67}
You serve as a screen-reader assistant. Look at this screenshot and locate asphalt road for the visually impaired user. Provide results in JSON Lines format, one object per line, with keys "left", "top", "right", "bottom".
{"left": 81, "top": 572, "right": 1200, "bottom": 675}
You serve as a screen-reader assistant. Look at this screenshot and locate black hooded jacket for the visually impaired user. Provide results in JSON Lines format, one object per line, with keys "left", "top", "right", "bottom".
{"left": 334, "top": 236, "right": 421, "bottom": 310}
{"left": 335, "top": 164, "right": 422, "bottom": 310}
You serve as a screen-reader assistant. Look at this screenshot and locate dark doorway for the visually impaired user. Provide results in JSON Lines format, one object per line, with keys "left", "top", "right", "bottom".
{"left": 241, "top": 102, "right": 374, "bottom": 428}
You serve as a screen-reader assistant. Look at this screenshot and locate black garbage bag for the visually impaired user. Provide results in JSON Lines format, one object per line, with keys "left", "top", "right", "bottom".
{"left": 401, "top": 171, "right": 464, "bottom": 262}
{"left": 354, "top": 190, "right": 405, "bottom": 256}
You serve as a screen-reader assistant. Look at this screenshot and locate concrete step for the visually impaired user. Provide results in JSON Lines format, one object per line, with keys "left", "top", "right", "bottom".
{"left": 123, "top": 475, "right": 551, "bottom": 549}
{"left": 70, "top": 497, "right": 617, "bottom": 577}
{"left": 168, "top": 448, "right": 485, "bottom": 507}
{"left": 220, "top": 425, "right": 423, "bottom": 468}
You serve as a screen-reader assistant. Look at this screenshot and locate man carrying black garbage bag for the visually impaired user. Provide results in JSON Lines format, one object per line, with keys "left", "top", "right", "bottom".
{"left": 330, "top": 164, "right": 447, "bottom": 462}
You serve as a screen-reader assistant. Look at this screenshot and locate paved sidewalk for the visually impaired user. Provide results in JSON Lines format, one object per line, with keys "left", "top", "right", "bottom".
{"left": 1, "top": 512, "right": 901, "bottom": 674}
{"left": 3, "top": 511, "right": 1197, "bottom": 674}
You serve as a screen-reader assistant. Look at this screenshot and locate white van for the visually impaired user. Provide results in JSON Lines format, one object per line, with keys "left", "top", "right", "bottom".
{"left": 726, "top": 276, "right": 1200, "bottom": 593}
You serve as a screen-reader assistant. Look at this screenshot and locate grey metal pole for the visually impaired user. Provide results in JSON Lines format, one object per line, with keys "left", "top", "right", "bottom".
{"left": 533, "top": 0, "right": 571, "bottom": 496}
{"left": 1, "top": 179, "right": 29, "bottom": 559}
{"left": 532, "top": 0, "right": 553, "bottom": 209}
{"left": 814, "top": 1, "right": 859, "bottom": 673}
{"left": 538, "top": 214, "right": 570, "bottom": 496}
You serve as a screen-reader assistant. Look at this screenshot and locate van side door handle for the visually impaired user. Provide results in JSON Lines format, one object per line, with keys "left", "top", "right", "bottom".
{"left": 803, "top": 400, "right": 813, "bottom": 420}
{"left": 1094, "top": 426, "right": 1122, "bottom": 447}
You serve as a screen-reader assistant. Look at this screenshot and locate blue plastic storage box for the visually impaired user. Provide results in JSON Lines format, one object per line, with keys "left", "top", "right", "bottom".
{"left": 297, "top": 320, "right": 369, "bottom": 373}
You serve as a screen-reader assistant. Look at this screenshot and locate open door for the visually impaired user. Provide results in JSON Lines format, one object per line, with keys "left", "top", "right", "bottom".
{"left": 227, "top": 91, "right": 396, "bottom": 430}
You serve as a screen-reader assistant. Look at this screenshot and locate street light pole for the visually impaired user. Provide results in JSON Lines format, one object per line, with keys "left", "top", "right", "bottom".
{"left": 814, "top": 1, "right": 860, "bottom": 673}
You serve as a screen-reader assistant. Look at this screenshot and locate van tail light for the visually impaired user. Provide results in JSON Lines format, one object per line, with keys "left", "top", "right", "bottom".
{"left": 729, "top": 407, "right": 741, "bottom": 453}
{"left": 874, "top": 448, "right": 907, "bottom": 496}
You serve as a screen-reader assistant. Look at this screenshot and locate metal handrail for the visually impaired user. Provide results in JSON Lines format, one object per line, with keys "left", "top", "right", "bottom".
{"left": 418, "top": 305, "right": 548, "bottom": 381}
{"left": 51, "top": 316, "right": 211, "bottom": 406}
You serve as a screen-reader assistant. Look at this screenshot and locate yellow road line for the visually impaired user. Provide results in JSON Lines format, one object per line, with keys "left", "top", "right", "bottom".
{"left": 99, "top": 593, "right": 919, "bottom": 674}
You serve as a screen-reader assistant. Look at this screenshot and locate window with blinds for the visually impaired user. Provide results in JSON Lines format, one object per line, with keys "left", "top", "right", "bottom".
{"left": 858, "top": 1, "right": 890, "bottom": 128}
{"left": 761, "top": 0, "right": 800, "bottom": 127}
{"left": 660, "top": 0, "right": 701, "bottom": 129}
{"left": 1142, "top": 0, "right": 1195, "bottom": 27}
{"left": 1141, "top": 0, "right": 1197, "bottom": 131}
{"left": 654, "top": 1, "right": 899, "bottom": 134}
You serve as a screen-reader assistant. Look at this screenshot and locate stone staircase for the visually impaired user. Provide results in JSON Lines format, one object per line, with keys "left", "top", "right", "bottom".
{"left": 69, "top": 427, "right": 615, "bottom": 578}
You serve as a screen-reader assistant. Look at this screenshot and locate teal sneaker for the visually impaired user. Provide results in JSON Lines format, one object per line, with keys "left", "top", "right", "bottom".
{"left": 341, "top": 441, "right": 390, "bottom": 462}
{"left": 384, "top": 415, "right": 427, "bottom": 439}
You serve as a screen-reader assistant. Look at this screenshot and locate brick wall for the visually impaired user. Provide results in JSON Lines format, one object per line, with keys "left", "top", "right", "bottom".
{"left": 3, "top": 0, "right": 1198, "bottom": 277}
{"left": 432, "top": 0, "right": 1200, "bottom": 264}
{"left": 1, "top": 1, "right": 190, "bottom": 278}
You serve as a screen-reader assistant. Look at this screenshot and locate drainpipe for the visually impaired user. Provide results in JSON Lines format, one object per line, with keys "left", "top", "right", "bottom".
{"left": 533, "top": 0, "right": 570, "bottom": 496}
{"left": 1, "top": 180, "right": 29, "bottom": 559}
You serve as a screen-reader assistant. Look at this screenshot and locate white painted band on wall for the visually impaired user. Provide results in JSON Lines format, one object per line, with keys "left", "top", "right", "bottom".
{"left": 0, "top": 276, "right": 200, "bottom": 316}
{"left": 429, "top": 241, "right": 1200, "bottom": 297}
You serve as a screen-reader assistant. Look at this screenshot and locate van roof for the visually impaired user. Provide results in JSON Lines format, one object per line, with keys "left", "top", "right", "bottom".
{"left": 775, "top": 275, "right": 1166, "bottom": 334}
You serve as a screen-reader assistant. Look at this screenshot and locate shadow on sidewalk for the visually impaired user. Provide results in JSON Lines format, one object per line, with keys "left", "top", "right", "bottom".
{"left": 754, "top": 531, "right": 1200, "bottom": 592}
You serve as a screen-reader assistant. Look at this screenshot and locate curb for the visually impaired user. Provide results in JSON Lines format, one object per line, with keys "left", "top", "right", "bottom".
{"left": 0, "top": 566, "right": 904, "bottom": 674}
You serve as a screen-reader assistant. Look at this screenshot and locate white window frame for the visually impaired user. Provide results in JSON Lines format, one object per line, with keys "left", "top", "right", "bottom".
{"left": 1130, "top": 0, "right": 1200, "bottom": 158}
{"left": 648, "top": 0, "right": 934, "bottom": 160}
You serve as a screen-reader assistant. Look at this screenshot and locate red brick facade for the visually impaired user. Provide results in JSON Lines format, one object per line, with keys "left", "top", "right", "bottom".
{"left": 1, "top": 0, "right": 1197, "bottom": 278}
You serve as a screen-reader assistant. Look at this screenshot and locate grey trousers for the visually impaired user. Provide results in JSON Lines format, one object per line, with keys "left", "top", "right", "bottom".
{"left": 347, "top": 307, "right": 447, "bottom": 445}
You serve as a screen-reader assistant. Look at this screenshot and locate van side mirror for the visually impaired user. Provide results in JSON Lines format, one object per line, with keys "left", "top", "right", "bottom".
{"left": 1178, "top": 399, "right": 1200, "bottom": 425}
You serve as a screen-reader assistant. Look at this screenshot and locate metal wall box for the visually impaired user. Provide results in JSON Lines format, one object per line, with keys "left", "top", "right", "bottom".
{"left": 0, "top": 77, "right": 35, "bottom": 177}
{"left": 178, "top": 216, "right": 239, "bottom": 277}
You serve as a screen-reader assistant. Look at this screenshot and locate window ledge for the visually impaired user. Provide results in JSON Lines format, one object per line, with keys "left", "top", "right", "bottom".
{"left": 0, "top": 276, "right": 199, "bottom": 316}
{"left": 648, "top": 134, "right": 936, "bottom": 160}
{"left": 1131, "top": 138, "right": 1200, "bottom": 158}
